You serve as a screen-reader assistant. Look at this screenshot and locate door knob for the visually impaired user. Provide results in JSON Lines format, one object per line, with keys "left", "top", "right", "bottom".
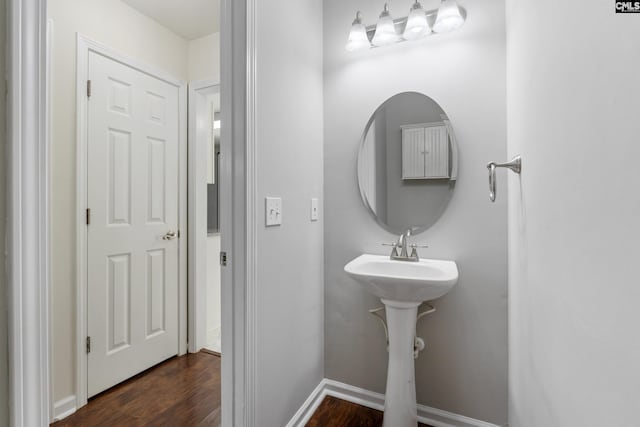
{"left": 162, "top": 230, "right": 178, "bottom": 240}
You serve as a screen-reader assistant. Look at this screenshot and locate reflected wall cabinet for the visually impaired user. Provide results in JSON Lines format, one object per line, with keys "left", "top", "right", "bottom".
{"left": 401, "top": 123, "right": 450, "bottom": 180}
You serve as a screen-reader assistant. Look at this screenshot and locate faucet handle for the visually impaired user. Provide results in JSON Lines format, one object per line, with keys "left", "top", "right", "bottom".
{"left": 382, "top": 242, "right": 400, "bottom": 257}
{"left": 409, "top": 244, "right": 428, "bottom": 261}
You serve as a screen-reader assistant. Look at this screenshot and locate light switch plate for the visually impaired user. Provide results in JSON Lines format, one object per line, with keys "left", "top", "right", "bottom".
{"left": 265, "top": 197, "right": 282, "bottom": 226}
{"left": 311, "top": 198, "right": 319, "bottom": 221}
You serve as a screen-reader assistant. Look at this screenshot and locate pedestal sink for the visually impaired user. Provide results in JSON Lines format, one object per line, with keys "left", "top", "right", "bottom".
{"left": 344, "top": 254, "right": 459, "bottom": 427}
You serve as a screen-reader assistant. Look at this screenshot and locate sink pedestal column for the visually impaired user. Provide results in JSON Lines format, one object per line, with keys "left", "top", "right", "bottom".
{"left": 381, "top": 299, "right": 420, "bottom": 427}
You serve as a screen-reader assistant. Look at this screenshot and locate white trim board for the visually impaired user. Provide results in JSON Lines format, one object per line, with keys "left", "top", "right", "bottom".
{"left": 286, "top": 379, "right": 501, "bottom": 427}
{"left": 74, "top": 33, "right": 188, "bottom": 409}
{"left": 218, "top": 0, "right": 256, "bottom": 424}
{"left": 244, "top": 0, "right": 258, "bottom": 424}
{"left": 52, "top": 396, "right": 77, "bottom": 422}
{"left": 46, "top": 17, "right": 55, "bottom": 424}
{"left": 187, "top": 78, "right": 220, "bottom": 354}
{"left": 7, "top": 0, "right": 51, "bottom": 424}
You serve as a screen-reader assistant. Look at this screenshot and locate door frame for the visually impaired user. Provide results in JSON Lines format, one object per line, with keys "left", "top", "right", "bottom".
{"left": 187, "top": 78, "right": 220, "bottom": 354}
{"left": 219, "top": 0, "right": 256, "bottom": 425}
{"left": 7, "top": 0, "right": 257, "bottom": 425}
{"left": 74, "top": 34, "right": 189, "bottom": 408}
{"left": 6, "top": 0, "right": 50, "bottom": 425}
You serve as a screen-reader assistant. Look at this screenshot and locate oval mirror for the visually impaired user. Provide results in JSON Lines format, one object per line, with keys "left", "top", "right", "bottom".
{"left": 357, "top": 92, "right": 458, "bottom": 235}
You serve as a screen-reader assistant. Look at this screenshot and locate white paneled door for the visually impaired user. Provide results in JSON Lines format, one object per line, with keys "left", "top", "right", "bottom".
{"left": 86, "top": 51, "right": 180, "bottom": 397}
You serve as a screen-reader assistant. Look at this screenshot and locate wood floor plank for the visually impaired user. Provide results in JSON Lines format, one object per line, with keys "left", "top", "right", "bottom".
{"left": 51, "top": 352, "right": 221, "bottom": 427}
{"left": 53, "top": 353, "right": 431, "bottom": 427}
{"left": 306, "top": 396, "right": 432, "bottom": 427}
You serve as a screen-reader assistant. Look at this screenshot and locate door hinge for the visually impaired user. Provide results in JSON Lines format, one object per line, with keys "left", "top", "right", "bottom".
{"left": 86, "top": 208, "right": 91, "bottom": 225}
{"left": 87, "top": 80, "right": 92, "bottom": 98}
{"left": 220, "top": 251, "right": 227, "bottom": 267}
{"left": 86, "top": 336, "right": 91, "bottom": 354}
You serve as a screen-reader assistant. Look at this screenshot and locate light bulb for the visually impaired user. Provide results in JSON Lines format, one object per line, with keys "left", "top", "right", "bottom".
{"left": 402, "top": 1, "right": 430, "bottom": 41}
{"left": 372, "top": 4, "right": 399, "bottom": 47}
{"left": 433, "top": 0, "right": 465, "bottom": 33}
{"left": 345, "top": 11, "right": 371, "bottom": 52}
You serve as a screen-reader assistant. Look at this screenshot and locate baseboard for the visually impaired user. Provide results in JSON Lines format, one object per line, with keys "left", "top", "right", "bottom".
{"left": 52, "top": 395, "right": 77, "bottom": 422}
{"left": 286, "top": 379, "right": 501, "bottom": 427}
{"left": 285, "top": 380, "right": 327, "bottom": 427}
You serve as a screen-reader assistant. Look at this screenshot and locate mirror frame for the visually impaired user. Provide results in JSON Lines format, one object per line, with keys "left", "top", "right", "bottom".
{"left": 356, "top": 91, "right": 459, "bottom": 236}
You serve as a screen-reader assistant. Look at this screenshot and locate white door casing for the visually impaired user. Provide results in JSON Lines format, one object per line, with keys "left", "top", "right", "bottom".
{"left": 188, "top": 80, "right": 220, "bottom": 354}
{"left": 84, "top": 47, "right": 184, "bottom": 398}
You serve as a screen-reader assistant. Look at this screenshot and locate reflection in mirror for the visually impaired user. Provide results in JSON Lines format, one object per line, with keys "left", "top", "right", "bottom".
{"left": 358, "top": 92, "right": 458, "bottom": 235}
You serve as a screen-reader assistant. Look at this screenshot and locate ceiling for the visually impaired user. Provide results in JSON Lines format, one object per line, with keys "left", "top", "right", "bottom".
{"left": 121, "top": 0, "right": 219, "bottom": 40}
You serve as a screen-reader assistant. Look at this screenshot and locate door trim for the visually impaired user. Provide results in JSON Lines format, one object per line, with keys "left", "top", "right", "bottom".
{"left": 220, "top": 0, "right": 257, "bottom": 424}
{"left": 187, "top": 78, "right": 220, "bottom": 354}
{"left": 74, "top": 34, "right": 188, "bottom": 409}
{"left": 7, "top": 0, "right": 50, "bottom": 425}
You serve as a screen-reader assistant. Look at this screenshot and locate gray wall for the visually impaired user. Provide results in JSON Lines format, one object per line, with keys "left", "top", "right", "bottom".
{"left": 255, "top": 0, "right": 325, "bottom": 425}
{"left": 507, "top": 0, "right": 640, "bottom": 425}
{"left": 323, "top": 0, "right": 508, "bottom": 424}
{"left": 0, "top": 0, "right": 8, "bottom": 424}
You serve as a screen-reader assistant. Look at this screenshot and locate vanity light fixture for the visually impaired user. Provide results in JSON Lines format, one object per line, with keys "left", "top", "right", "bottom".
{"left": 346, "top": 11, "right": 371, "bottom": 52}
{"left": 372, "top": 4, "right": 400, "bottom": 47}
{"left": 345, "top": 0, "right": 466, "bottom": 52}
{"left": 433, "top": 0, "right": 465, "bottom": 33}
{"left": 403, "top": 1, "right": 430, "bottom": 41}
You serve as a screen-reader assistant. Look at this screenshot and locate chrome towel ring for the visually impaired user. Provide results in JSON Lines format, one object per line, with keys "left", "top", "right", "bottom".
{"left": 487, "top": 155, "right": 522, "bottom": 202}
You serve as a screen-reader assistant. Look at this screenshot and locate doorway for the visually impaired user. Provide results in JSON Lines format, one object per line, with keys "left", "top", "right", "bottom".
{"left": 47, "top": 0, "right": 222, "bottom": 419}
{"left": 188, "top": 80, "right": 223, "bottom": 355}
{"left": 8, "top": 0, "right": 253, "bottom": 424}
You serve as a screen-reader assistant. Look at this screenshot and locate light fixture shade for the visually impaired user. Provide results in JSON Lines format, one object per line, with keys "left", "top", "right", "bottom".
{"left": 433, "top": 0, "right": 465, "bottom": 33}
{"left": 372, "top": 4, "right": 399, "bottom": 47}
{"left": 345, "top": 11, "right": 371, "bottom": 52}
{"left": 402, "top": 1, "right": 430, "bottom": 41}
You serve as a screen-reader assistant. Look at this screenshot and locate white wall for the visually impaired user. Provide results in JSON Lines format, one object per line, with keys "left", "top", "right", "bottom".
{"left": 48, "top": 0, "right": 188, "bottom": 403}
{"left": 255, "top": 0, "right": 324, "bottom": 425}
{"left": 507, "top": 1, "right": 640, "bottom": 425}
{"left": 0, "top": 0, "right": 9, "bottom": 424}
{"left": 188, "top": 32, "right": 220, "bottom": 82}
{"left": 323, "top": 0, "right": 507, "bottom": 424}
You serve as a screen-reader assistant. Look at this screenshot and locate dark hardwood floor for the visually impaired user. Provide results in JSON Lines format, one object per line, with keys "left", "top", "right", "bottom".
{"left": 52, "top": 352, "right": 429, "bottom": 427}
{"left": 306, "top": 396, "right": 432, "bottom": 427}
{"left": 51, "top": 351, "right": 221, "bottom": 427}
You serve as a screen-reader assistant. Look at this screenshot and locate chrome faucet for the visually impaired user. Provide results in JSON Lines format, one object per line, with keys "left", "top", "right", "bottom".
{"left": 383, "top": 229, "right": 428, "bottom": 262}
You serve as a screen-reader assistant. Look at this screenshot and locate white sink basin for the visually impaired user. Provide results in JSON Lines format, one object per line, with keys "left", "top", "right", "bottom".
{"left": 344, "top": 254, "right": 458, "bottom": 303}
